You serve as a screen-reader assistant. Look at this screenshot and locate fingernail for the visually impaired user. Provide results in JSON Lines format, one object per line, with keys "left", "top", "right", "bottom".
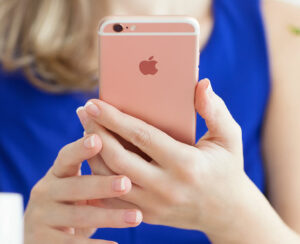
{"left": 124, "top": 210, "right": 142, "bottom": 224}
{"left": 76, "top": 106, "right": 89, "bottom": 126}
{"left": 85, "top": 101, "right": 100, "bottom": 116}
{"left": 112, "top": 177, "right": 126, "bottom": 192}
{"left": 76, "top": 106, "right": 84, "bottom": 115}
{"left": 204, "top": 79, "right": 213, "bottom": 96}
{"left": 84, "top": 135, "right": 96, "bottom": 149}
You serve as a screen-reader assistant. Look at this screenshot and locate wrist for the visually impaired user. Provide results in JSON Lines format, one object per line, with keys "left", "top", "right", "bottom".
{"left": 205, "top": 175, "right": 299, "bottom": 244}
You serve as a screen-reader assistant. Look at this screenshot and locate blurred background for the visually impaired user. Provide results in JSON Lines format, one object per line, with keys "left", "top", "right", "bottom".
{"left": 281, "top": 0, "right": 300, "bottom": 5}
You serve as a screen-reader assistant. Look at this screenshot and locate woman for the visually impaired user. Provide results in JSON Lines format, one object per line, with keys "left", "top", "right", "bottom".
{"left": 0, "top": 0, "right": 299, "bottom": 243}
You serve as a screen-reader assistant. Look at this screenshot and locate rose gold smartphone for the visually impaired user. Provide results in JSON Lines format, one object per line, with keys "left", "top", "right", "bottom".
{"left": 98, "top": 16, "right": 200, "bottom": 145}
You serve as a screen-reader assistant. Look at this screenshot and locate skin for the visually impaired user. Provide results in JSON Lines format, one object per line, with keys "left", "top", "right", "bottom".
{"left": 24, "top": 0, "right": 300, "bottom": 243}
{"left": 24, "top": 134, "right": 142, "bottom": 244}
{"left": 104, "top": 0, "right": 213, "bottom": 50}
{"left": 263, "top": 0, "right": 300, "bottom": 233}
{"left": 77, "top": 80, "right": 299, "bottom": 244}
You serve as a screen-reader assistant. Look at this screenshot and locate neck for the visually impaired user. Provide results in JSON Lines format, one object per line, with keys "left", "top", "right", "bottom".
{"left": 104, "top": 0, "right": 211, "bottom": 21}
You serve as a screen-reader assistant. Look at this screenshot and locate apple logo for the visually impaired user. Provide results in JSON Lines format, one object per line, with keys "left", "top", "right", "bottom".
{"left": 139, "top": 56, "right": 158, "bottom": 75}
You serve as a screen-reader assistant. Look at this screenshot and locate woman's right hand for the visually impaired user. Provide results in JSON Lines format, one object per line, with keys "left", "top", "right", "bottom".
{"left": 24, "top": 134, "right": 142, "bottom": 244}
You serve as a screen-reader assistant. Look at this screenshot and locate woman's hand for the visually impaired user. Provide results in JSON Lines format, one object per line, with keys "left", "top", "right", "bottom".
{"left": 24, "top": 134, "right": 142, "bottom": 244}
{"left": 76, "top": 78, "right": 246, "bottom": 230}
{"left": 77, "top": 79, "right": 298, "bottom": 243}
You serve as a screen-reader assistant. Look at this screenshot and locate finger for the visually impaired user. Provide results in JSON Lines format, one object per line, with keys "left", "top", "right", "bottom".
{"left": 37, "top": 228, "right": 118, "bottom": 244}
{"left": 77, "top": 107, "right": 162, "bottom": 186}
{"left": 88, "top": 154, "right": 116, "bottom": 176}
{"left": 118, "top": 182, "right": 163, "bottom": 211}
{"left": 98, "top": 197, "right": 139, "bottom": 210}
{"left": 88, "top": 196, "right": 139, "bottom": 210}
{"left": 84, "top": 100, "right": 189, "bottom": 166}
{"left": 52, "top": 134, "right": 102, "bottom": 178}
{"left": 77, "top": 107, "right": 118, "bottom": 176}
{"left": 83, "top": 110, "right": 152, "bottom": 163}
{"left": 195, "top": 79, "right": 242, "bottom": 150}
{"left": 45, "top": 204, "right": 143, "bottom": 228}
{"left": 50, "top": 175, "right": 132, "bottom": 201}
{"left": 118, "top": 184, "right": 145, "bottom": 206}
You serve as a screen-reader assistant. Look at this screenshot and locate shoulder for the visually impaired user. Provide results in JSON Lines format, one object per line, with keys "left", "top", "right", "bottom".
{"left": 263, "top": 0, "right": 300, "bottom": 24}
{"left": 262, "top": 0, "right": 300, "bottom": 85}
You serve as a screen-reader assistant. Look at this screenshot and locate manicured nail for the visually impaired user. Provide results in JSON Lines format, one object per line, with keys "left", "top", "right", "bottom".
{"left": 204, "top": 79, "right": 213, "bottom": 96}
{"left": 76, "top": 106, "right": 84, "bottom": 115}
{"left": 84, "top": 135, "right": 96, "bottom": 149}
{"left": 85, "top": 101, "right": 100, "bottom": 116}
{"left": 112, "top": 177, "right": 126, "bottom": 192}
{"left": 76, "top": 106, "right": 89, "bottom": 126}
{"left": 124, "top": 210, "right": 142, "bottom": 224}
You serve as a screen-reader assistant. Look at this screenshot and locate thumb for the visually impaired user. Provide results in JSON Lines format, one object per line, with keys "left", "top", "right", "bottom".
{"left": 195, "top": 79, "right": 242, "bottom": 149}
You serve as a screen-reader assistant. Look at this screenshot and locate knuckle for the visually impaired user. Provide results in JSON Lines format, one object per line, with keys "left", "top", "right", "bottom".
{"left": 155, "top": 181, "right": 187, "bottom": 207}
{"left": 176, "top": 149, "right": 201, "bottom": 181}
{"left": 57, "top": 144, "right": 68, "bottom": 160}
{"left": 110, "top": 149, "right": 123, "bottom": 164}
{"left": 30, "top": 182, "right": 47, "bottom": 200}
{"left": 184, "top": 167, "right": 198, "bottom": 183}
{"left": 25, "top": 202, "right": 45, "bottom": 225}
{"left": 170, "top": 193, "right": 188, "bottom": 207}
{"left": 55, "top": 147, "right": 69, "bottom": 168}
{"left": 216, "top": 95, "right": 225, "bottom": 106}
{"left": 56, "top": 139, "right": 80, "bottom": 163}
{"left": 163, "top": 189, "right": 183, "bottom": 206}
{"left": 232, "top": 121, "right": 242, "bottom": 139}
{"left": 182, "top": 159, "right": 202, "bottom": 184}
{"left": 26, "top": 183, "right": 50, "bottom": 223}
{"left": 110, "top": 150, "right": 125, "bottom": 171}
{"left": 215, "top": 95, "right": 226, "bottom": 112}
{"left": 130, "top": 126, "right": 151, "bottom": 148}
{"left": 179, "top": 147, "right": 197, "bottom": 163}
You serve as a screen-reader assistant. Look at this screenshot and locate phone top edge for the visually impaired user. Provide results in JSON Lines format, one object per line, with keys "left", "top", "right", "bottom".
{"left": 98, "top": 16, "right": 200, "bottom": 36}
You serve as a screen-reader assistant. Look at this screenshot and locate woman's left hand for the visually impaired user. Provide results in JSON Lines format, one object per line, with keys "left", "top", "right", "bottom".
{"left": 76, "top": 79, "right": 260, "bottom": 239}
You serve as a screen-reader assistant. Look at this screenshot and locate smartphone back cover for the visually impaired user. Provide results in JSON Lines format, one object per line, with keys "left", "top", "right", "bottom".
{"left": 99, "top": 16, "right": 200, "bottom": 145}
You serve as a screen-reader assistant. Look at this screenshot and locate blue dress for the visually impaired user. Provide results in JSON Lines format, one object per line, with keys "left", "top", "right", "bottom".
{"left": 0, "top": 0, "right": 270, "bottom": 243}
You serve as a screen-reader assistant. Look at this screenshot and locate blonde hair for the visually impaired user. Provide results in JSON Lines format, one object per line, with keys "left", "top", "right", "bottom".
{"left": 0, "top": 0, "right": 103, "bottom": 93}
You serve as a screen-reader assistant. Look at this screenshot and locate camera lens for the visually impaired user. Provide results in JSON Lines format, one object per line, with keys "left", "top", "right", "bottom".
{"left": 113, "top": 24, "right": 123, "bottom": 32}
